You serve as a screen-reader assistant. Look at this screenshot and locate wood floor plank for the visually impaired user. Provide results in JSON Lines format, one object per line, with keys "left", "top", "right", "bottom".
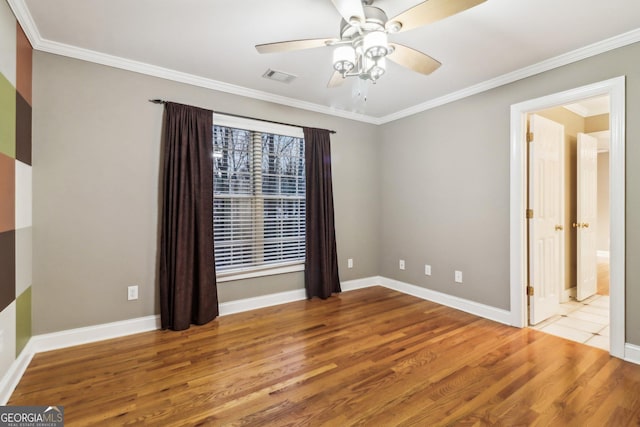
{"left": 8, "top": 286, "right": 640, "bottom": 426}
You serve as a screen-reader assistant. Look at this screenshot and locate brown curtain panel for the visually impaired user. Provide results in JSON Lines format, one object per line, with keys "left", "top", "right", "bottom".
{"left": 159, "top": 102, "right": 218, "bottom": 330}
{"left": 303, "top": 127, "right": 341, "bottom": 299}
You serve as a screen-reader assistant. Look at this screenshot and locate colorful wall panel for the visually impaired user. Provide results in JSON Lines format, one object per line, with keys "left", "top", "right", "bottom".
{"left": 0, "top": 0, "right": 32, "bottom": 377}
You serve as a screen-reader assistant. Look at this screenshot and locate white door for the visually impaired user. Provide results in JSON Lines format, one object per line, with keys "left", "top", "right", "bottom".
{"left": 576, "top": 133, "right": 598, "bottom": 301}
{"left": 528, "top": 114, "right": 565, "bottom": 325}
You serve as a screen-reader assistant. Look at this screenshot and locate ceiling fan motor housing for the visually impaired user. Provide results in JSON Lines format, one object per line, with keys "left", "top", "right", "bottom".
{"left": 339, "top": 6, "right": 388, "bottom": 40}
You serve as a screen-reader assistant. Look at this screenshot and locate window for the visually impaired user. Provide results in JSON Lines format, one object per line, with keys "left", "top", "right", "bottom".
{"left": 212, "top": 114, "right": 305, "bottom": 280}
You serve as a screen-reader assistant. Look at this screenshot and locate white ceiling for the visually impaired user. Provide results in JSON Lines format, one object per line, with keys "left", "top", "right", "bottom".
{"left": 565, "top": 96, "right": 611, "bottom": 118}
{"left": 12, "top": 0, "right": 640, "bottom": 123}
{"left": 564, "top": 94, "right": 611, "bottom": 151}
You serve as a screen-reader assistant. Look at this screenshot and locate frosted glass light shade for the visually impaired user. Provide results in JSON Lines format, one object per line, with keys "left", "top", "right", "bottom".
{"left": 363, "top": 31, "right": 389, "bottom": 59}
{"left": 370, "top": 57, "right": 386, "bottom": 80}
{"left": 333, "top": 46, "right": 356, "bottom": 73}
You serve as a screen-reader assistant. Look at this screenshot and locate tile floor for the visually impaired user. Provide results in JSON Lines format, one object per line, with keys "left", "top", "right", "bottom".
{"left": 532, "top": 294, "right": 610, "bottom": 351}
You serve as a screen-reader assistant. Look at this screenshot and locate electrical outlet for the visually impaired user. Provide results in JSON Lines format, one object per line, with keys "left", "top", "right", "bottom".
{"left": 128, "top": 285, "right": 139, "bottom": 301}
{"left": 348, "top": 258, "right": 353, "bottom": 269}
{"left": 399, "top": 259, "right": 405, "bottom": 270}
{"left": 425, "top": 264, "right": 431, "bottom": 276}
{"left": 454, "top": 271, "right": 463, "bottom": 283}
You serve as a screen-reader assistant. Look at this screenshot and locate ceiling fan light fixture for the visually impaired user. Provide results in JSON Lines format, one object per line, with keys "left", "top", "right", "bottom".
{"left": 256, "top": 0, "right": 486, "bottom": 88}
{"left": 361, "top": 56, "right": 385, "bottom": 82}
{"left": 363, "top": 31, "right": 389, "bottom": 60}
{"left": 333, "top": 45, "right": 356, "bottom": 73}
{"left": 370, "top": 57, "right": 386, "bottom": 80}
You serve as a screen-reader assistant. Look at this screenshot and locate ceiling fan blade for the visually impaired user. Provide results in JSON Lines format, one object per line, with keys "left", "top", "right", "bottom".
{"left": 328, "top": 70, "right": 346, "bottom": 88}
{"left": 256, "top": 38, "right": 337, "bottom": 54}
{"left": 388, "top": 0, "right": 487, "bottom": 33}
{"left": 331, "top": 0, "right": 366, "bottom": 24}
{"left": 387, "top": 43, "right": 441, "bottom": 75}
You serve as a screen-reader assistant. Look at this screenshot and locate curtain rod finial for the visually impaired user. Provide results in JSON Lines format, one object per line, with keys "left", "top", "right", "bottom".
{"left": 149, "top": 99, "right": 166, "bottom": 104}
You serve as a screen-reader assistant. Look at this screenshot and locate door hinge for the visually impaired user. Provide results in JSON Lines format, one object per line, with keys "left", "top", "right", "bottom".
{"left": 527, "top": 132, "right": 534, "bottom": 143}
{"left": 527, "top": 286, "right": 534, "bottom": 296}
{"left": 526, "top": 209, "right": 534, "bottom": 219}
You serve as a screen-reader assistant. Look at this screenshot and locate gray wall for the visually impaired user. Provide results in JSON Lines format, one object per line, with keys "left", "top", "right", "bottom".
{"left": 32, "top": 41, "right": 640, "bottom": 346}
{"left": 378, "top": 41, "right": 640, "bottom": 344}
{"left": 32, "top": 52, "right": 380, "bottom": 334}
{"left": 379, "top": 93, "right": 511, "bottom": 309}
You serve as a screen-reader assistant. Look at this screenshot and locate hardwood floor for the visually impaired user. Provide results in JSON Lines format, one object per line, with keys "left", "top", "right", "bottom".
{"left": 10, "top": 286, "right": 640, "bottom": 426}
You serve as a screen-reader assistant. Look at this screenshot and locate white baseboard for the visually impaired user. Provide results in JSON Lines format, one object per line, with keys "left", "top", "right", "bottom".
{"left": 0, "top": 341, "right": 35, "bottom": 406}
{"left": 219, "top": 277, "right": 383, "bottom": 315}
{"left": 30, "top": 315, "right": 161, "bottom": 354}
{"left": 341, "top": 276, "right": 379, "bottom": 291}
{"left": 377, "top": 277, "right": 513, "bottom": 326}
{"left": 625, "top": 343, "right": 640, "bottom": 365}
{"left": 218, "top": 289, "right": 307, "bottom": 316}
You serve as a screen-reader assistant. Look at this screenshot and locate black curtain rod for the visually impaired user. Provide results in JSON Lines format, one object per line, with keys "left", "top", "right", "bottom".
{"left": 149, "top": 99, "right": 336, "bottom": 134}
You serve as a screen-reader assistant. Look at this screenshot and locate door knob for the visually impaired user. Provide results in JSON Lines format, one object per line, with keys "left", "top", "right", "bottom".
{"left": 555, "top": 225, "right": 564, "bottom": 231}
{"left": 572, "top": 222, "right": 590, "bottom": 228}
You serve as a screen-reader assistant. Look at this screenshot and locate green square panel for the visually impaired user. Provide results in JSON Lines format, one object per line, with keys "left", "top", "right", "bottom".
{"left": 0, "top": 73, "right": 16, "bottom": 158}
{"left": 16, "top": 286, "right": 31, "bottom": 357}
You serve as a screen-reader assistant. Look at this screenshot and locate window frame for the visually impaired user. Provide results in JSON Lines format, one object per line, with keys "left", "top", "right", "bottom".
{"left": 213, "top": 113, "right": 306, "bottom": 282}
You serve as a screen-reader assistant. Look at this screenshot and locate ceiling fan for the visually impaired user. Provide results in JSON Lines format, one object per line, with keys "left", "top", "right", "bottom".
{"left": 256, "top": 0, "right": 487, "bottom": 87}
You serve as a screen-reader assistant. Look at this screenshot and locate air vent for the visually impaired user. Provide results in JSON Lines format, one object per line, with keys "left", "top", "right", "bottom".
{"left": 262, "top": 69, "right": 297, "bottom": 84}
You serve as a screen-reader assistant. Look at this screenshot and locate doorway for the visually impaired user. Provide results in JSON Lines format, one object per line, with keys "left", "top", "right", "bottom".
{"left": 526, "top": 98, "right": 610, "bottom": 350}
{"left": 509, "top": 77, "right": 626, "bottom": 359}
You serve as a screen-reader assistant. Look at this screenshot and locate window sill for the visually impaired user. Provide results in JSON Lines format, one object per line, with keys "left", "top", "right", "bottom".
{"left": 216, "top": 263, "right": 304, "bottom": 283}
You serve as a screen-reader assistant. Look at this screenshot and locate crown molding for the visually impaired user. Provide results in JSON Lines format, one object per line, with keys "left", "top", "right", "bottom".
{"left": 36, "top": 39, "right": 382, "bottom": 125}
{"left": 6, "top": 1, "right": 380, "bottom": 125}
{"left": 6, "top": 0, "right": 40, "bottom": 47}
{"left": 7, "top": 0, "right": 640, "bottom": 126}
{"left": 377, "top": 28, "right": 640, "bottom": 124}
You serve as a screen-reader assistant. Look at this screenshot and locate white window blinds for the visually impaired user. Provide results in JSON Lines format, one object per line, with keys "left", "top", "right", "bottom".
{"left": 213, "top": 115, "right": 305, "bottom": 274}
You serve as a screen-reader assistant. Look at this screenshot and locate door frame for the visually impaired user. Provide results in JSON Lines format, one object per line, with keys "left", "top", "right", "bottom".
{"left": 509, "top": 76, "right": 625, "bottom": 358}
